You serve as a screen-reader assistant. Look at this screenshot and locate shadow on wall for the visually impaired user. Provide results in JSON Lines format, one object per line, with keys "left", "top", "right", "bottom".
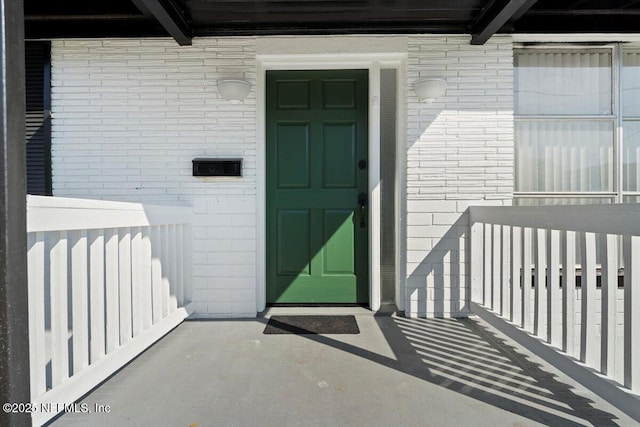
{"left": 406, "top": 215, "right": 468, "bottom": 317}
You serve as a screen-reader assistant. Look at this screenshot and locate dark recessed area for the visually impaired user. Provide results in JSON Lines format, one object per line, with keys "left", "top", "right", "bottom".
{"left": 192, "top": 158, "right": 242, "bottom": 177}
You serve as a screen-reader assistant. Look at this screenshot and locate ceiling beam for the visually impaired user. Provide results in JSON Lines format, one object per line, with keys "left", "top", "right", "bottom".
{"left": 470, "top": 0, "right": 537, "bottom": 45}
{"left": 130, "top": 0, "right": 192, "bottom": 46}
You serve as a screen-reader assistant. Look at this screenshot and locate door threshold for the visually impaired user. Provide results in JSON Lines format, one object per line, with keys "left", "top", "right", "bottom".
{"left": 260, "top": 305, "right": 374, "bottom": 317}
{"left": 267, "top": 303, "right": 368, "bottom": 308}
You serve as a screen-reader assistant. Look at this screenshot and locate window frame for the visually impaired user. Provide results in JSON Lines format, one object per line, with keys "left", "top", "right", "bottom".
{"left": 513, "top": 43, "right": 626, "bottom": 204}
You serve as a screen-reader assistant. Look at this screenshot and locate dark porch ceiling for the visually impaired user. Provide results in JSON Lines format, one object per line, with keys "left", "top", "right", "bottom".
{"left": 24, "top": 0, "right": 640, "bottom": 46}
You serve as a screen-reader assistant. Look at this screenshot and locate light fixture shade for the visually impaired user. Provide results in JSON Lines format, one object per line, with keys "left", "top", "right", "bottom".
{"left": 413, "top": 78, "right": 447, "bottom": 102}
{"left": 218, "top": 79, "right": 251, "bottom": 102}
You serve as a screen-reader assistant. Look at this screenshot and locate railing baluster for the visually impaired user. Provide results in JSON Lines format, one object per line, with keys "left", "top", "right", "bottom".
{"left": 105, "top": 229, "right": 120, "bottom": 352}
{"left": 161, "top": 225, "right": 170, "bottom": 317}
{"left": 484, "top": 223, "right": 492, "bottom": 308}
{"left": 50, "top": 231, "right": 70, "bottom": 386}
{"left": 151, "top": 225, "right": 163, "bottom": 324}
{"left": 176, "top": 224, "right": 185, "bottom": 307}
{"left": 183, "top": 222, "right": 193, "bottom": 305}
{"left": 27, "top": 232, "right": 46, "bottom": 398}
{"left": 89, "top": 230, "right": 105, "bottom": 363}
{"left": 71, "top": 230, "right": 89, "bottom": 375}
{"left": 26, "top": 196, "right": 194, "bottom": 426}
{"left": 522, "top": 227, "right": 533, "bottom": 332}
{"left": 547, "top": 229, "right": 561, "bottom": 348}
{"left": 623, "top": 235, "right": 640, "bottom": 392}
{"left": 168, "top": 224, "right": 178, "bottom": 312}
{"left": 131, "top": 227, "right": 143, "bottom": 337}
{"left": 535, "top": 228, "right": 546, "bottom": 339}
{"left": 563, "top": 230, "right": 576, "bottom": 357}
{"left": 501, "top": 225, "right": 511, "bottom": 319}
{"left": 468, "top": 204, "right": 640, "bottom": 394}
{"left": 141, "top": 227, "right": 153, "bottom": 329}
{"left": 600, "top": 233, "right": 617, "bottom": 376}
{"left": 470, "top": 222, "right": 484, "bottom": 304}
{"left": 580, "top": 231, "right": 597, "bottom": 368}
{"left": 511, "top": 226, "right": 522, "bottom": 325}
{"left": 492, "top": 224, "right": 501, "bottom": 312}
{"left": 118, "top": 228, "right": 133, "bottom": 344}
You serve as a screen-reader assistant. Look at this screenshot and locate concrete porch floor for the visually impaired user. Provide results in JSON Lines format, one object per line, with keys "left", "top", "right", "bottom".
{"left": 49, "top": 310, "right": 639, "bottom": 427}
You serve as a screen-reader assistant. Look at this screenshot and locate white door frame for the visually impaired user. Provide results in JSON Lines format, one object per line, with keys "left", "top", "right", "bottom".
{"left": 256, "top": 53, "right": 407, "bottom": 312}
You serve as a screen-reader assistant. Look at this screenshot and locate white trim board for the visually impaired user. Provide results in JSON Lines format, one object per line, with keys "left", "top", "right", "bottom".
{"left": 256, "top": 53, "right": 407, "bottom": 313}
{"left": 513, "top": 34, "right": 640, "bottom": 43}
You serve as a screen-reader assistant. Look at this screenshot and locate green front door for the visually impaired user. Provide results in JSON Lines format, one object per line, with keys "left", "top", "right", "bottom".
{"left": 266, "top": 70, "right": 369, "bottom": 303}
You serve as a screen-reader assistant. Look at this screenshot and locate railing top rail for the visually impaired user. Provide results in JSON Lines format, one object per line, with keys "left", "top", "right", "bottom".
{"left": 27, "top": 196, "right": 193, "bottom": 233}
{"left": 470, "top": 204, "right": 640, "bottom": 236}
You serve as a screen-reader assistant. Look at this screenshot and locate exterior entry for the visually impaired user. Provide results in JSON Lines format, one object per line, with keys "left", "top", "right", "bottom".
{"left": 266, "top": 70, "right": 369, "bottom": 303}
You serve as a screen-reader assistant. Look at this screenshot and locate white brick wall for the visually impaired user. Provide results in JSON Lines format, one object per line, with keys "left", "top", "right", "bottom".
{"left": 405, "top": 35, "right": 514, "bottom": 317}
{"left": 51, "top": 38, "right": 258, "bottom": 317}
{"left": 50, "top": 35, "right": 517, "bottom": 318}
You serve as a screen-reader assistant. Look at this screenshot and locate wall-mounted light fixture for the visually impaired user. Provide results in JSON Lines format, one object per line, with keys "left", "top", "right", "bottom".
{"left": 413, "top": 78, "right": 447, "bottom": 102}
{"left": 217, "top": 79, "right": 251, "bottom": 102}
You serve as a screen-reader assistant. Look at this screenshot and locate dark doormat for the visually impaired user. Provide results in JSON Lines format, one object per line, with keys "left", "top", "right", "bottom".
{"left": 263, "top": 315, "right": 360, "bottom": 335}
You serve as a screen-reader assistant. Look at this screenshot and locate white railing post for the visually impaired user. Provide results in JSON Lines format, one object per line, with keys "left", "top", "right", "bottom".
{"left": 623, "top": 235, "right": 640, "bottom": 392}
{"left": 50, "top": 231, "right": 70, "bottom": 387}
{"left": 27, "top": 232, "right": 46, "bottom": 398}
{"left": 131, "top": 227, "right": 144, "bottom": 338}
{"left": 580, "top": 231, "right": 597, "bottom": 368}
{"left": 89, "top": 230, "right": 105, "bottom": 364}
{"left": 183, "top": 221, "right": 193, "bottom": 305}
{"left": 534, "top": 228, "right": 546, "bottom": 338}
{"left": 563, "top": 230, "right": 576, "bottom": 358}
{"left": 484, "top": 223, "right": 492, "bottom": 308}
{"left": 151, "top": 225, "right": 163, "bottom": 324}
{"left": 470, "top": 221, "right": 484, "bottom": 304}
{"left": 501, "top": 226, "right": 511, "bottom": 319}
{"left": 522, "top": 227, "right": 533, "bottom": 331}
{"left": 168, "top": 224, "right": 178, "bottom": 312}
{"left": 511, "top": 226, "right": 522, "bottom": 325}
{"left": 118, "top": 228, "right": 133, "bottom": 345}
{"left": 140, "top": 227, "right": 153, "bottom": 330}
{"left": 492, "top": 224, "right": 501, "bottom": 312}
{"left": 175, "top": 224, "right": 185, "bottom": 307}
{"left": 600, "top": 233, "right": 617, "bottom": 376}
{"left": 161, "top": 225, "right": 170, "bottom": 317}
{"left": 105, "top": 229, "right": 120, "bottom": 353}
{"left": 71, "top": 230, "right": 89, "bottom": 375}
{"left": 547, "top": 229, "right": 561, "bottom": 348}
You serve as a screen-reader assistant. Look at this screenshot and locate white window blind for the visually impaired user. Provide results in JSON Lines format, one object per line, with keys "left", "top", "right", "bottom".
{"left": 515, "top": 121, "right": 613, "bottom": 193}
{"left": 515, "top": 50, "right": 612, "bottom": 116}
{"left": 514, "top": 48, "right": 618, "bottom": 205}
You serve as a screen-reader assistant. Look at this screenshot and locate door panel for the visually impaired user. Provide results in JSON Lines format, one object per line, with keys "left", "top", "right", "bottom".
{"left": 322, "top": 123, "right": 357, "bottom": 188}
{"left": 276, "top": 210, "right": 311, "bottom": 276}
{"left": 322, "top": 210, "right": 355, "bottom": 275}
{"left": 266, "top": 69, "right": 369, "bottom": 303}
{"left": 276, "top": 80, "right": 311, "bottom": 110}
{"left": 322, "top": 80, "right": 357, "bottom": 109}
{"left": 276, "top": 122, "right": 311, "bottom": 188}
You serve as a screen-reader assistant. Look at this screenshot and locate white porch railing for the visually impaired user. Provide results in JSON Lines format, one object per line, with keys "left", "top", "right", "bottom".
{"left": 26, "top": 196, "right": 193, "bottom": 426}
{"left": 470, "top": 204, "right": 640, "bottom": 394}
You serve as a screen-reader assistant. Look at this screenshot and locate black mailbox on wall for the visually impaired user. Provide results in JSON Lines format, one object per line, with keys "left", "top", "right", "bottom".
{"left": 192, "top": 158, "right": 242, "bottom": 177}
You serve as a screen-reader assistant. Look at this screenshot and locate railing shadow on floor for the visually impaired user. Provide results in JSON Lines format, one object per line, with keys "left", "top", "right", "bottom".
{"left": 257, "top": 314, "right": 627, "bottom": 426}
{"left": 472, "top": 302, "right": 640, "bottom": 424}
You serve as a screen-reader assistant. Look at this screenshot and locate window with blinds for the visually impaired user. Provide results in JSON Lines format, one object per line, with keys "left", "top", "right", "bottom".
{"left": 25, "top": 41, "right": 52, "bottom": 196}
{"left": 623, "top": 51, "right": 640, "bottom": 202}
{"left": 514, "top": 49, "right": 616, "bottom": 206}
